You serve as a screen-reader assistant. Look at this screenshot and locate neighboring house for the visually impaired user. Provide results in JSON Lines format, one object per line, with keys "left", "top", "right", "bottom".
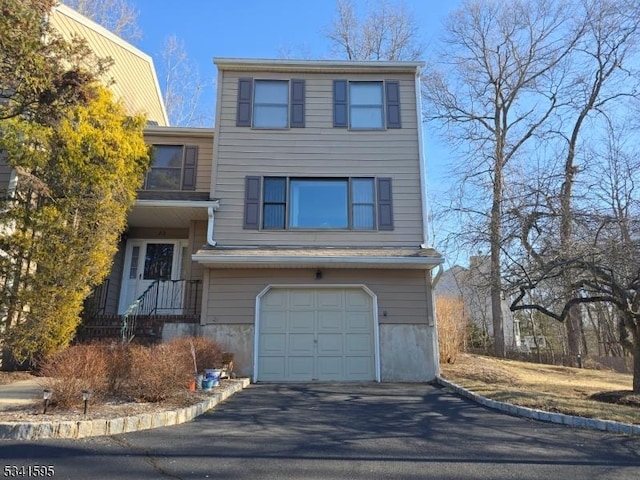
{"left": 435, "top": 256, "right": 522, "bottom": 351}
{"left": 0, "top": 3, "right": 168, "bottom": 196}
{"left": 0, "top": 4, "right": 168, "bottom": 343}
{"left": 48, "top": 3, "right": 168, "bottom": 126}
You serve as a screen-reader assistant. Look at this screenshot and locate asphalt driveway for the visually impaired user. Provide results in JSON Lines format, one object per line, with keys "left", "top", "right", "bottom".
{"left": 1, "top": 383, "right": 639, "bottom": 479}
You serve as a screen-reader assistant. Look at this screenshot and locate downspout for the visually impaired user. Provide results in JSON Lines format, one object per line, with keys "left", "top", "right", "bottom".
{"left": 415, "top": 66, "right": 431, "bottom": 249}
{"left": 426, "top": 265, "right": 443, "bottom": 327}
{"left": 207, "top": 206, "right": 217, "bottom": 246}
{"left": 428, "top": 264, "right": 444, "bottom": 378}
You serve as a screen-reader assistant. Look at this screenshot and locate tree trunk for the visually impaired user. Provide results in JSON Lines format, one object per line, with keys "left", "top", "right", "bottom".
{"left": 490, "top": 155, "right": 505, "bottom": 358}
{"left": 634, "top": 342, "right": 640, "bottom": 393}
{"left": 565, "top": 305, "right": 583, "bottom": 367}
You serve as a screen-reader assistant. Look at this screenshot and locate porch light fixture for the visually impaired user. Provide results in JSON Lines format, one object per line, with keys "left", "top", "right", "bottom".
{"left": 82, "top": 389, "right": 91, "bottom": 415}
{"left": 315, "top": 269, "right": 322, "bottom": 280}
{"left": 42, "top": 388, "right": 52, "bottom": 414}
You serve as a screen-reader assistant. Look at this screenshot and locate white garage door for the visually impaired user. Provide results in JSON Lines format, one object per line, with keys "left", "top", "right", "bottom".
{"left": 258, "top": 288, "right": 375, "bottom": 382}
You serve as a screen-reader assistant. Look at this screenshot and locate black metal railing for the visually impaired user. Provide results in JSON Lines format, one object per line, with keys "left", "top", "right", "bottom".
{"left": 121, "top": 279, "right": 202, "bottom": 342}
{"left": 83, "top": 279, "right": 110, "bottom": 317}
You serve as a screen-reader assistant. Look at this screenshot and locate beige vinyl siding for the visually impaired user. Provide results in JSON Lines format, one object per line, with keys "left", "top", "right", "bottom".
{"left": 189, "top": 220, "right": 207, "bottom": 281}
{"left": 144, "top": 132, "right": 214, "bottom": 192}
{"left": 212, "top": 71, "right": 423, "bottom": 247}
{"left": 50, "top": 6, "right": 167, "bottom": 125}
{"left": 204, "top": 268, "right": 429, "bottom": 326}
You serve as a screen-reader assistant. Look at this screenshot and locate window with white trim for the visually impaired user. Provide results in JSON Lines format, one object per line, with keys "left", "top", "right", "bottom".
{"left": 253, "top": 80, "right": 289, "bottom": 128}
{"left": 244, "top": 176, "right": 393, "bottom": 231}
{"left": 349, "top": 82, "right": 384, "bottom": 129}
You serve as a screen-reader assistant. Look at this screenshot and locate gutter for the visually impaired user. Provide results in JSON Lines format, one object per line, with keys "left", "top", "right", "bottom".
{"left": 192, "top": 254, "right": 443, "bottom": 269}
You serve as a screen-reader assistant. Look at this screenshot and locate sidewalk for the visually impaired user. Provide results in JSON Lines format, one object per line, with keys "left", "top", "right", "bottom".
{"left": 0, "top": 378, "right": 42, "bottom": 411}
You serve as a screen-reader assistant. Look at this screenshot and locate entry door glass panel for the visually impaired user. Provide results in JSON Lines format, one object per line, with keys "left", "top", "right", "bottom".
{"left": 143, "top": 243, "right": 174, "bottom": 280}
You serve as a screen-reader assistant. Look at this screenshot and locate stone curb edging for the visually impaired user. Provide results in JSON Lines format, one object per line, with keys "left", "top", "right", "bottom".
{"left": 0, "top": 378, "right": 250, "bottom": 441}
{"left": 436, "top": 377, "right": 640, "bottom": 436}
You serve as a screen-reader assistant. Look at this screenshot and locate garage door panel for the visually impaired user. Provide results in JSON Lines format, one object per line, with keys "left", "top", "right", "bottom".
{"left": 317, "top": 311, "right": 344, "bottom": 331}
{"left": 346, "top": 290, "right": 370, "bottom": 309}
{"left": 289, "top": 290, "right": 314, "bottom": 309}
{"left": 262, "top": 289, "right": 287, "bottom": 309}
{"left": 260, "top": 333, "right": 287, "bottom": 355}
{"left": 317, "top": 333, "right": 343, "bottom": 355}
{"left": 259, "top": 357, "right": 286, "bottom": 380}
{"left": 346, "top": 311, "right": 371, "bottom": 331}
{"left": 288, "top": 357, "right": 314, "bottom": 380}
{"left": 290, "top": 310, "right": 314, "bottom": 332}
{"left": 345, "top": 333, "right": 372, "bottom": 354}
{"left": 345, "top": 357, "right": 374, "bottom": 379}
{"left": 317, "top": 290, "right": 343, "bottom": 308}
{"left": 262, "top": 311, "right": 287, "bottom": 332}
{"left": 289, "top": 333, "right": 315, "bottom": 354}
{"left": 317, "top": 357, "right": 343, "bottom": 380}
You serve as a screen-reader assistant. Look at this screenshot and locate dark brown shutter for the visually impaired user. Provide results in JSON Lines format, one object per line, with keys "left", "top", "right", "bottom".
{"left": 290, "top": 79, "right": 305, "bottom": 128}
{"left": 333, "top": 80, "right": 348, "bottom": 127}
{"left": 385, "top": 81, "right": 401, "bottom": 129}
{"left": 244, "top": 176, "right": 261, "bottom": 229}
{"left": 377, "top": 177, "right": 394, "bottom": 230}
{"left": 181, "top": 146, "right": 198, "bottom": 190}
{"left": 237, "top": 78, "right": 253, "bottom": 127}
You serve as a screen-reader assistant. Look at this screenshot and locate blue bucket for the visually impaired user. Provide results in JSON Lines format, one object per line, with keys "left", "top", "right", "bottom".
{"left": 201, "top": 378, "right": 214, "bottom": 391}
{"left": 204, "top": 369, "right": 221, "bottom": 387}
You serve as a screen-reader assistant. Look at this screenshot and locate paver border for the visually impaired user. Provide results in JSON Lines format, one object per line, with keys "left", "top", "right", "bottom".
{"left": 0, "top": 378, "right": 250, "bottom": 440}
{"left": 436, "top": 376, "right": 640, "bottom": 436}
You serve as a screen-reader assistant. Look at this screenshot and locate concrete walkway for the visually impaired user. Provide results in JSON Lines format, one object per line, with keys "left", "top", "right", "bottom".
{"left": 0, "top": 378, "right": 42, "bottom": 410}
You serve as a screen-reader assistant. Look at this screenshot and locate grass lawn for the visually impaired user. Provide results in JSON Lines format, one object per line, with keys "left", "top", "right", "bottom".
{"left": 439, "top": 353, "right": 640, "bottom": 425}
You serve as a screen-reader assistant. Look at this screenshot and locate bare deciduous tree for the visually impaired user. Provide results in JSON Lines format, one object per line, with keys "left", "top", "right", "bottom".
{"left": 326, "top": 0, "right": 423, "bottom": 60}
{"left": 159, "top": 34, "right": 212, "bottom": 127}
{"left": 423, "top": 0, "right": 578, "bottom": 357}
{"left": 62, "top": 0, "right": 141, "bottom": 40}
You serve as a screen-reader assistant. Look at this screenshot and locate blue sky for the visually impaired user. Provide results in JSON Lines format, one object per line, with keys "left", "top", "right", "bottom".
{"left": 129, "top": 1, "right": 458, "bottom": 107}
{"left": 127, "top": 0, "right": 461, "bottom": 251}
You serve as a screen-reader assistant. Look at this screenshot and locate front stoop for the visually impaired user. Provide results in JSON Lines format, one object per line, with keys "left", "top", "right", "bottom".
{"left": 436, "top": 377, "right": 640, "bottom": 436}
{"left": 0, "top": 378, "right": 250, "bottom": 441}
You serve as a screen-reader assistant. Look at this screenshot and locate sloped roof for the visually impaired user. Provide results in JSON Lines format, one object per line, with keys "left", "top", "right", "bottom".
{"left": 50, "top": 4, "right": 168, "bottom": 126}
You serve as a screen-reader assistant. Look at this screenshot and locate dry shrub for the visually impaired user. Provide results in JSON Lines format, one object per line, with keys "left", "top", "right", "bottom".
{"left": 38, "top": 336, "right": 227, "bottom": 406}
{"left": 103, "top": 343, "right": 133, "bottom": 397}
{"left": 128, "top": 343, "right": 192, "bottom": 402}
{"left": 437, "top": 296, "right": 469, "bottom": 365}
{"left": 40, "top": 344, "right": 109, "bottom": 409}
{"left": 167, "top": 336, "right": 224, "bottom": 374}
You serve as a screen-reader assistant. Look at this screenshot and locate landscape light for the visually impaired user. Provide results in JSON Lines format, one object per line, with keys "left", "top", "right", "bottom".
{"left": 82, "top": 390, "right": 91, "bottom": 415}
{"left": 42, "top": 388, "right": 52, "bottom": 414}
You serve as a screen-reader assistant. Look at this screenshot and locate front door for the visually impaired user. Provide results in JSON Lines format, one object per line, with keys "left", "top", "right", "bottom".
{"left": 119, "top": 240, "right": 187, "bottom": 314}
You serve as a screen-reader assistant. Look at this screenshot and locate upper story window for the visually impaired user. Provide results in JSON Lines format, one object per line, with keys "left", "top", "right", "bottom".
{"left": 253, "top": 80, "right": 288, "bottom": 128}
{"left": 244, "top": 176, "right": 393, "bottom": 231}
{"left": 144, "top": 145, "right": 198, "bottom": 191}
{"left": 237, "top": 78, "right": 305, "bottom": 129}
{"left": 349, "top": 82, "right": 384, "bottom": 129}
{"left": 334, "top": 80, "right": 402, "bottom": 130}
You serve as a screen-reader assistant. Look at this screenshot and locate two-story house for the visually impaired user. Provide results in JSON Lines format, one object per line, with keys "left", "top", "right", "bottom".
{"left": 181, "top": 58, "right": 444, "bottom": 382}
